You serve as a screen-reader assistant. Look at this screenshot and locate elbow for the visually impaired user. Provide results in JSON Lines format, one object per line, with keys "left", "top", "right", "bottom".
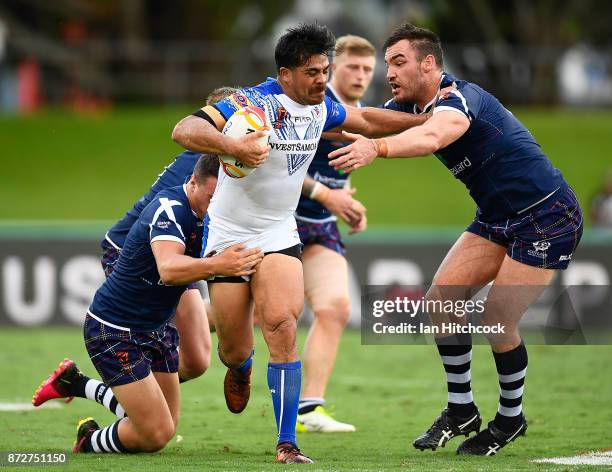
{"left": 423, "top": 133, "right": 442, "bottom": 155}
{"left": 171, "top": 124, "right": 183, "bottom": 145}
{"left": 158, "top": 265, "right": 177, "bottom": 286}
{"left": 171, "top": 121, "right": 188, "bottom": 147}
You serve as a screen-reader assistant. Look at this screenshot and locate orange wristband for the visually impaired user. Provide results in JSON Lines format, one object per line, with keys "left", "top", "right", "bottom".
{"left": 374, "top": 138, "right": 389, "bottom": 158}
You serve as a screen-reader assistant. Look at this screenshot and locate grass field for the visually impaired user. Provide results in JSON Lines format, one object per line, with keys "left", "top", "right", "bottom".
{"left": 1, "top": 327, "right": 611, "bottom": 471}
{"left": 1, "top": 108, "right": 611, "bottom": 226}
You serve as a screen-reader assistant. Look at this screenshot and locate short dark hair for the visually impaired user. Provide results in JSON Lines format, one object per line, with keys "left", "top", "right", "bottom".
{"left": 274, "top": 23, "right": 335, "bottom": 71}
{"left": 193, "top": 154, "right": 219, "bottom": 183}
{"left": 206, "top": 86, "right": 239, "bottom": 106}
{"left": 383, "top": 23, "right": 443, "bottom": 68}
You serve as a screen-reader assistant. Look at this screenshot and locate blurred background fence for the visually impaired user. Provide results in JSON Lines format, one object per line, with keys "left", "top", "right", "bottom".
{"left": 2, "top": 0, "right": 612, "bottom": 110}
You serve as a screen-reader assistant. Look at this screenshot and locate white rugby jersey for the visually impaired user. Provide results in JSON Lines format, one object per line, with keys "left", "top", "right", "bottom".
{"left": 204, "top": 77, "right": 346, "bottom": 253}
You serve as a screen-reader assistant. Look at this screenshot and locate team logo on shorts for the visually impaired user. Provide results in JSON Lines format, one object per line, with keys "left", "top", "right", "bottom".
{"left": 116, "top": 351, "right": 129, "bottom": 365}
{"left": 532, "top": 241, "right": 551, "bottom": 252}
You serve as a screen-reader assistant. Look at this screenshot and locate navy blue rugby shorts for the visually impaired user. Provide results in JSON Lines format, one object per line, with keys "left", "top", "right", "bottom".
{"left": 84, "top": 313, "right": 179, "bottom": 387}
{"left": 297, "top": 219, "right": 345, "bottom": 256}
{"left": 466, "top": 186, "right": 583, "bottom": 270}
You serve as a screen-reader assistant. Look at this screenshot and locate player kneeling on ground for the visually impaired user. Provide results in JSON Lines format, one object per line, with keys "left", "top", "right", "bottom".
{"left": 35, "top": 156, "right": 263, "bottom": 454}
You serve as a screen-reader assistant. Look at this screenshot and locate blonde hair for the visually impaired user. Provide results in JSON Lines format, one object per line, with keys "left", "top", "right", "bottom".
{"left": 334, "top": 35, "right": 376, "bottom": 57}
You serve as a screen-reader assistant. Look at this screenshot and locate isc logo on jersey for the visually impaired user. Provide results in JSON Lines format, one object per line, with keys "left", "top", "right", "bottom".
{"left": 219, "top": 106, "right": 270, "bottom": 178}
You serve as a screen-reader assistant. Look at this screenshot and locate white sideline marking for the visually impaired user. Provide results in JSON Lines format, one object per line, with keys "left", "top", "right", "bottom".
{"left": 0, "top": 401, "right": 62, "bottom": 411}
{"left": 534, "top": 450, "right": 612, "bottom": 466}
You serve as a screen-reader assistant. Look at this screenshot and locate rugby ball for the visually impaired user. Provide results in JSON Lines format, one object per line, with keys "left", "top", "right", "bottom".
{"left": 219, "top": 106, "right": 269, "bottom": 178}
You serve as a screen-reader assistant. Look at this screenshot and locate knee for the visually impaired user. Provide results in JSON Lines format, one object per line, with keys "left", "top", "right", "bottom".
{"left": 313, "top": 297, "right": 350, "bottom": 328}
{"left": 141, "top": 421, "right": 175, "bottom": 452}
{"left": 181, "top": 350, "right": 211, "bottom": 380}
{"left": 181, "top": 352, "right": 210, "bottom": 380}
{"left": 481, "top": 298, "right": 507, "bottom": 326}
{"left": 259, "top": 297, "right": 304, "bottom": 324}
{"left": 262, "top": 317, "right": 298, "bottom": 361}
{"left": 218, "top": 344, "right": 253, "bottom": 368}
{"left": 263, "top": 316, "right": 297, "bottom": 340}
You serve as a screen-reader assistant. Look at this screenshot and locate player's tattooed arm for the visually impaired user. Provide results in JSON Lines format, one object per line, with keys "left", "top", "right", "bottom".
{"left": 172, "top": 107, "right": 269, "bottom": 167}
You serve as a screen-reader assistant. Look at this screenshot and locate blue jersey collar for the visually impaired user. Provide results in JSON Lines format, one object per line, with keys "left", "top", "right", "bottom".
{"left": 415, "top": 72, "right": 457, "bottom": 114}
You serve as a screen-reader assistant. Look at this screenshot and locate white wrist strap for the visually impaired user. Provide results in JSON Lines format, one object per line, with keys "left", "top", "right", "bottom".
{"left": 310, "top": 182, "right": 324, "bottom": 200}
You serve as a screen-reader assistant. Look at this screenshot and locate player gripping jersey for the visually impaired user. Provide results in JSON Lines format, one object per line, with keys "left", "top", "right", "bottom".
{"left": 90, "top": 184, "right": 205, "bottom": 333}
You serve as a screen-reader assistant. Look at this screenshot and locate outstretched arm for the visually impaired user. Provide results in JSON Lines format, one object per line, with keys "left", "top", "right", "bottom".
{"left": 328, "top": 110, "right": 470, "bottom": 171}
{"left": 330, "top": 105, "right": 429, "bottom": 138}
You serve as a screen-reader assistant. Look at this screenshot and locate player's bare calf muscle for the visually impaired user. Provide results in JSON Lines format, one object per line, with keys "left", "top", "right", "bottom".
{"left": 174, "top": 289, "right": 211, "bottom": 380}
{"left": 301, "top": 244, "right": 350, "bottom": 400}
{"left": 482, "top": 256, "right": 556, "bottom": 352}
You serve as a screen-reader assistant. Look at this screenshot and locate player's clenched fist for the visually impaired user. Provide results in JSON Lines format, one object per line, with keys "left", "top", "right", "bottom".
{"left": 212, "top": 244, "right": 264, "bottom": 277}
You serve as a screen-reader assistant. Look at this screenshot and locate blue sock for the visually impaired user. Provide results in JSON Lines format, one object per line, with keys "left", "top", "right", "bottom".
{"left": 267, "top": 360, "right": 301, "bottom": 447}
{"left": 218, "top": 348, "right": 253, "bottom": 374}
{"left": 235, "top": 351, "right": 253, "bottom": 375}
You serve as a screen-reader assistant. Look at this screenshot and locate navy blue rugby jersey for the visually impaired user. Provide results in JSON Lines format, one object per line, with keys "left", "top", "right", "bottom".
{"left": 89, "top": 185, "right": 204, "bottom": 331}
{"left": 105, "top": 151, "right": 201, "bottom": 249}
{"left": 384, "top": 73, "right": 566, "bottom": 222}
{"left": 295, "top": 85, "right": 357, "bottom": 223}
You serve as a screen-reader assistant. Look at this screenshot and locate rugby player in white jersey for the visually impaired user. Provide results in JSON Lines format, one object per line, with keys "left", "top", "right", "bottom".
{"left": 171, "top": 23, "right": 429, "bottom": 464}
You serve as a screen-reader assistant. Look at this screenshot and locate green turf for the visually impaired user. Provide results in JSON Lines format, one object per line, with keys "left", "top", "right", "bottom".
{"left": 0, "top": 327, "right": 610, "bottom": 471}
{"left": 1, "top": 108, "right": 610, "bottom": 226}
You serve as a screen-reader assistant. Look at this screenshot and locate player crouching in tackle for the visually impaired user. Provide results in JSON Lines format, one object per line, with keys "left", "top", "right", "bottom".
{"left": 34, "top": 156, "right": 263, "bottom": 454}
{"left": 32, "top": 88, "right": 239, "bottom": 423}
{"left": 171, "top": 24, "right": 430, "bottom": 464}
{"left": 329, "top": 23, "right": 583, "bottom": 456}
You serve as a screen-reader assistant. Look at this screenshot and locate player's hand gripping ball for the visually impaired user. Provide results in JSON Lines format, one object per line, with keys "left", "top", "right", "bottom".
{"left": 219, "top": 106, "right": 269, "bottom": 178}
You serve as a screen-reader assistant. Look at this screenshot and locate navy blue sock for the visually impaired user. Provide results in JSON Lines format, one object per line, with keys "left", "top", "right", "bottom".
{"left": 493, "top": 342, "right": 528, "bottom": 433}
{"left": 267, "top": 360, "right": 301, "bottom": 447}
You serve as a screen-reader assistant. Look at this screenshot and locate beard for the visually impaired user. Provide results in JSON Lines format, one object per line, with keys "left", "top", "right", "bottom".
{"left": 393, "top": 74, "right": 426, "bottom": 104}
